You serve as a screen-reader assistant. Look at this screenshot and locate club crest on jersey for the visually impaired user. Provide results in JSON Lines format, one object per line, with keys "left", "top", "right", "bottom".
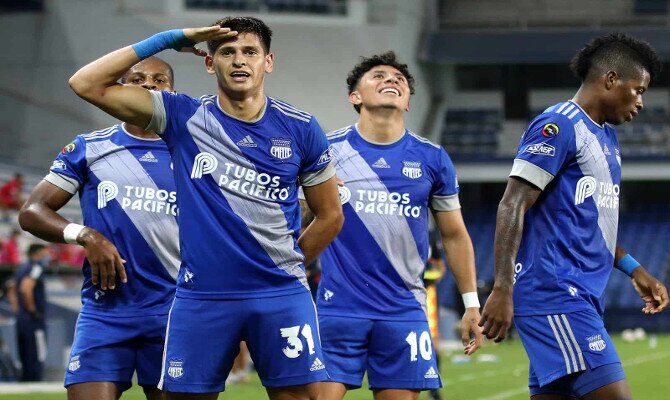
{"left": 61, "top": 142, "right": 76, "bottom": 154}
{"left": 338, "top": 186, "right": 351, "bottom": 204}
{"left": 541, "top": 123, "right": 559, "bottom": 137}
{"left": 168, "top": 359, "right": 184, "bottom": 379}
{"left": 97, "top": 181, "right": 119, "bottom": 209}
{"left": 270, "top": 138, "right": 293, "bottom": 160}
{"left": 191, "top": 152, "right": 218, "bottom": 179}
{"left": 68, "top": 355, "right": 81, "bottom": 372}
{"left": 402, "top": 161, "right": 422, "bottom": 179}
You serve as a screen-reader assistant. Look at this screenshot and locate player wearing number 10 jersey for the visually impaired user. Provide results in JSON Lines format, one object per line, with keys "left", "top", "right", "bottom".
{"left": 67, "top": 16, "right": 343, "bottom": 400}
{"left": 307, "top": 52, "right": 484, "bottom": 400}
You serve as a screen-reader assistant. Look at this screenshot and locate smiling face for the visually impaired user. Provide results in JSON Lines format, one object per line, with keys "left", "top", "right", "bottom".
{"left": 349, "top": 65, "right": 411, "bottom": 113}
{"left": 205, "top": 32, "right": 274, "bottom": 98}
{"left": 122, "top": 57, "right": 173, "bottom": 91}
{"left": 602, "top": 69, "right": 650, "bottom": 125}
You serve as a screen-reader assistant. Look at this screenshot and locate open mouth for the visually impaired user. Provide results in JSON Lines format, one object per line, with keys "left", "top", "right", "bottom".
{"left": 230, "top": 71, "right": 251, "bottom": 81}
{"left": 379, "top": 87, "right": 401, "bottom": 96}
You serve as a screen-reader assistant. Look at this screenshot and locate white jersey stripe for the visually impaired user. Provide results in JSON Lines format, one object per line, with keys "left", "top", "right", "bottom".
{"left": 157, "top": 297, "right": 177, "bottom": 390}
{"left": 547, "top": 315, "right": 572, "bottom": 374}
{"left": 567, "top": 109, "right": 580, "bottom": 120}
{"left": 408, "top": 132, "right": 440, "bottom": 149}
{"left": 561, "top": 314, "right": 586, "bottom": 371}
{"left": 561, "top": 104, "right": 576, "bottom": 115}
{"left": 271, "top": 99, "right": 311, "bottom": 118}
{"left": 555, "top": 102, "right": 569, "bottom": 114}
{"left": 270, "top": 104, "right": 311, "bottom": 123}
{"left": 553, "top": 314, "right": 578, "bottom": 372}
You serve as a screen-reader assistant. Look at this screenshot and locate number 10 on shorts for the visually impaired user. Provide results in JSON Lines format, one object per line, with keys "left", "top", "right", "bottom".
{"left": 406, "top": 331, "right": 432, "bottom": 361}
{"left": 280, "top": 324, "right": 316, "bottom": 359}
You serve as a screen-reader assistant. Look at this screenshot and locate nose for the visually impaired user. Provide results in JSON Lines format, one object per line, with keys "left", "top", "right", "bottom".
{"left": 384, "top": 75, "right": 399, "bottom": 84}
{"left": 142, "top": 82, "right": 157, "bottom": 90}
{"left": 233, "top": 57, "right": 246, "bottom": 67}
{"left": 636, "top": 101, "right": 643, "bottom": 111}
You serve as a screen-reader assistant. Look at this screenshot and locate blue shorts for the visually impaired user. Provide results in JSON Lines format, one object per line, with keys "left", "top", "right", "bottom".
{"left": 159, "top": 291, "right": 328, "bottom": 393}
{"left": 64, "top": 312, "right": 168, "bottom": 392}
{"left": 515, "top": 309, "right": 624, "bottom": 395}
{"left": 319, "top": 315, "right": 442, "bottom": 390}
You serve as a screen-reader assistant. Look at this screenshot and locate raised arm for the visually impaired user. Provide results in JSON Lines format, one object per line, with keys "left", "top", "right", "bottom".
{"left": 19, "top": 181, "right": 126, "bottom": 290}
{"left": 433, "top": 208, "right": 483, "bottom": 355}
{"left": 68, "top": 27, "right": 236, "bottom": 128}
{"left": 297, "top": 176, "right": 344, "bottom": 265}
{"left": 479, "top": 176, "right": 542, "bottom": 342}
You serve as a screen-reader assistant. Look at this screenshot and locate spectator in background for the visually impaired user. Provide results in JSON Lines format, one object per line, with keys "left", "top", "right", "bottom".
{"left": 0, "top": 174, "right": 25, "bottom": 220}
{"left": 11, "top": 244, "right": 50, "bottom": 382}
{"left": 0, "top": 229, "right": 23, "bottom": 267}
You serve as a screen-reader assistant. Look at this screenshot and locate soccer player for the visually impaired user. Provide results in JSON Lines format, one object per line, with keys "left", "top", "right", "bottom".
{"left": 19, "top": 57, "right": 180, "bottom": 400}
{"left": 12, "top": 244, "right": 50, "bottom": 382}
{"left": 67, "top": 17, "right": 343, "bottom": 400}
{"left": 479, "top": 34, "right": 670, "bottom": 399}
{"left": 309, "top": 52, "right": 483, "bottom": 400}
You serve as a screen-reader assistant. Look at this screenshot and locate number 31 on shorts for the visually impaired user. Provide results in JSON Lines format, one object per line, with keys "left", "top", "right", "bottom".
{"left": 406, "top": 331, "right": 432, "bottom": 361}
{"left": 280, "top": 324, "right": 316, "bottom": 359}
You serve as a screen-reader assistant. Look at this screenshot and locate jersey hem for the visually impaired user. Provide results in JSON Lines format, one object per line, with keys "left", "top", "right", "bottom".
{"left": 175, "top": 286, "right": 308, "bottom": 300}
{"left": 318, "top": 309, "right": 428, "bottom": 322}
{"left": 80, "top": 306, "right": 171, "bottom": 317}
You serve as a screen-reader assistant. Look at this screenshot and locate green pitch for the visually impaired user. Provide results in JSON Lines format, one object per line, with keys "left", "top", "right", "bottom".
{"left": 2, "top": 335, "right": 668, "bottom": 400}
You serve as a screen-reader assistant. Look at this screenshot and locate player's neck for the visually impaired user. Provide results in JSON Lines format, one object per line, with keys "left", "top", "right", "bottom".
{"left": 217, "top": 89, "right": 267, "bottom": 122}
{"left": 572, "top": 87, "right": 606, "bottom": 126}
{"left": 357, "top": 109, "right": 405, "bottom": 144}
{"left": 122, "top": 123, "right": 160, "bottom": 140}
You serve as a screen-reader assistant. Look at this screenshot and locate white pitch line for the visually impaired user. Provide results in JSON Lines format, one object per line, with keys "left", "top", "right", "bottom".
{"left": 0, "top": 382, "right": 65, "bottom": 393}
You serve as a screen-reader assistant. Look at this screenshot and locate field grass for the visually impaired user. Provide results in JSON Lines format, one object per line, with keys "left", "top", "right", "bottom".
{"left": 1, "top": 334, "right": 668, "bottom": 400}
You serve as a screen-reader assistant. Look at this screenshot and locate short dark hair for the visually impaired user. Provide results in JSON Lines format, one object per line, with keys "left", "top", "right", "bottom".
{"left": 346, "top": 51, "right": 415, "bottom": 113}
{"left": 570, "top": 33, "right": 662, "bottom": 83}
{"left": 27, "top": 244, "right": 47, "bottom": 258}
{"left": 207, "top": 16, "right": 272, "bottom": 55}
{"left": 120, "top": 56, "right": 174, "bottom": 86}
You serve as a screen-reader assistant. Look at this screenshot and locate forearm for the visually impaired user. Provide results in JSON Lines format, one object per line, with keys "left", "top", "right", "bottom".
{"left": 19, "top": 202, "right": 74, "bottom": 244}
{"left": 443, "top": 234, "right": 477, "bottom": 294}
{"left": 492, "top": 200, "right": 525, "bottom": 289}
{"left": 298, "top": 211, "right": 343, "bottom": 265}
{"left": 69, "top": 46, "right": 139, "bottom": 100}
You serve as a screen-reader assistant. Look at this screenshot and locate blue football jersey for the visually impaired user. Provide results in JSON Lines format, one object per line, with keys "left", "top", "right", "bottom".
{"left": 46, "top": 124, "right": 180, "bottom": 316}
{"left": 316, "top": 125, "right": 460, "bottom": 321}
{"left": 510, "top": 101, "right": 621, "bottom": 317}
{"left": 147, "top": 92, "right": 335, "bottom": 299}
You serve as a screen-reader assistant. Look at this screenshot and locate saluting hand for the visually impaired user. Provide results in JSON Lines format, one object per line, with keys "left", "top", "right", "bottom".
{"left": 180, "top": 26, "right": 239, "bottom": 57}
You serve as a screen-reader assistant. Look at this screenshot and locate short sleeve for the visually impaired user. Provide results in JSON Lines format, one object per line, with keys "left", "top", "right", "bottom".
{"left": 44, "top": 136, "right": 87, "bottom": 194}
{"left": 147, "top": 90, "right": 196, "bottom": 143}
{"left": 510, "top": 115, "right": 576, "bottom": 190}
{"left": 298, "top": 117, "right": 336, "bottom": 187}
{"left": 430, "top": 148, "right": 461, "bottom": 212}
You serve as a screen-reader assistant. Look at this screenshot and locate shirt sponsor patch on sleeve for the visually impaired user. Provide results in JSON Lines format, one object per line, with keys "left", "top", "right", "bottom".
{"left": 317, "top": 145, "right": 334, "bottom": 165}
{"left": 524, "top": 143, "right": 555, "bottom": 156}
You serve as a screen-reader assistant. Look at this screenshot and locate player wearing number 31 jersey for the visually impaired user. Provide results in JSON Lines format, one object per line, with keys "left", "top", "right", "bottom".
{"left": 67, "top": 16, "right": 343, "bottom": 400}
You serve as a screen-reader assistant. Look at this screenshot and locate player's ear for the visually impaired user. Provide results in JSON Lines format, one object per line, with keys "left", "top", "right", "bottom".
{"left": 406, "top": 99, "right": 411, "bottom": 112}
{"left": 265, "top": 52, "right": 274, "bottom": 74}
{"left": 604, "top": 70, "right": 618, "bottom": 90}
{"left": 348, "top": 91, "right": 362, "bottom": 107}
{"left": 205, "top": 55, "right": 215, "bottom": 75}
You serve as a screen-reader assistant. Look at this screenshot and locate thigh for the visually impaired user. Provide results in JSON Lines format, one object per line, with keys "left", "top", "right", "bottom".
{"left": 159, "top": 297, "right": 244, "bottom": 394}
{"left": 67, "top": 381, "right": 120, "bottom": 400}
{"left": 367, "top": 320, "right": 441, "bottom": 390}
{"left": 65, "top": 313, "right": 137, "bottom": 392}
{"left": 318, "top": 314, "right": 373, "bottom": 388}
{"left": 136, "top": 314, "right": 169, "bottom": 389}
{"left": 245, "top": 291, "right": 329, "bottom": 388}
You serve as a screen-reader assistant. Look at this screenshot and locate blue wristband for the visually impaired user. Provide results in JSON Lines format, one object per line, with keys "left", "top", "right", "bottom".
{"left": 616, "top": 254, "right": 641, "bottom": 277}
{"left": 131, "top": 29, "right": 195, "bottom": 60}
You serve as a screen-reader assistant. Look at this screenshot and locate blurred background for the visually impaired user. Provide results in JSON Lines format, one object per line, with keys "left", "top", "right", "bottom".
{"left": 0, "top": 1, "right": 669, "bottom": 399}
